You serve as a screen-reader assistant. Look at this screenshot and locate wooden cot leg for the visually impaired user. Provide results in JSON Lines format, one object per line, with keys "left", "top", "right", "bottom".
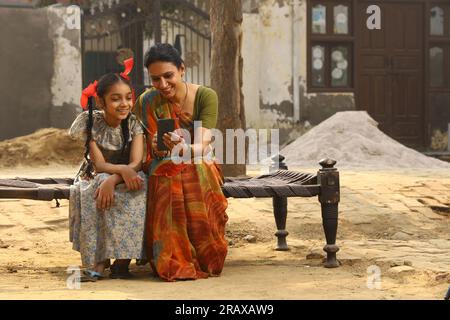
{"left": 318, "top": 159, "right": 340, "bottom": 268}
{"left": 321, "top": 203, "right": 339, "bottom": 268}
{"left": 273, "top": 196, "right": 289, "bottom": 251}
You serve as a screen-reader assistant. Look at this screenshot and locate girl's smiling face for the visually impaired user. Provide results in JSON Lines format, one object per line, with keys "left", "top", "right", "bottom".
{"left": 97, "top": 81, "right": 133, "bottom": 124}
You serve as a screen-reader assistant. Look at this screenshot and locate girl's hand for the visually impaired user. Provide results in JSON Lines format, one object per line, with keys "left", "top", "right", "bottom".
{"left": 151, "top": 132, "right": 169, "bottom": 158}
{"left": 94, "top": 177, "right": 115, "bottom": 210}
{"left": 120, "top": 165, "right": 144, "bottom": 191}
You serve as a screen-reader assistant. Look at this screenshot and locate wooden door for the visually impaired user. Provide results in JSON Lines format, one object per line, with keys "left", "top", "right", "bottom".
{"left": 356, "top": 1, "right": 424, "bottom": 148}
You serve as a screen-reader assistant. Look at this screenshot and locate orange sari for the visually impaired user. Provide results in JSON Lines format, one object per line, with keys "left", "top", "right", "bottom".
{"left": 134, "top": 88, "right": 228, "bottom": 281}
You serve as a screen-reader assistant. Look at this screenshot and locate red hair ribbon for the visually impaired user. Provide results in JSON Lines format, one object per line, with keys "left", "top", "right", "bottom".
{"left": 120, "top": 58, "right": 134, "bottom": 81}
{"left": 80, "top": 80, "right": 98, "bottom": 110}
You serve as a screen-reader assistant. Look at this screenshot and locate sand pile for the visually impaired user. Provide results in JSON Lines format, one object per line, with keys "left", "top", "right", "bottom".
{"left": 0, "top": 128, "right": 84, "bottom": 167}
{"left": 281, "top": 111, "right": 450, "bottom": 169}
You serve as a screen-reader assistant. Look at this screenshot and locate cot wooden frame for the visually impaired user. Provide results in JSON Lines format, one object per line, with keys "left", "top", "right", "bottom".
{"left": 0, "top": 156, "right": 341, "bottom": 268}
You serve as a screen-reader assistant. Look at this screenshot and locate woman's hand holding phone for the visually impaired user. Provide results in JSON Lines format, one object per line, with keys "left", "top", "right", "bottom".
{"left": 163, "top": 131, "right": 183, "bottom": 150}
{"left": 152, "top": 132, "right": 170, "bottom": 158}
{"left": 152, "top": 127, "right": 187, "bottom": 160}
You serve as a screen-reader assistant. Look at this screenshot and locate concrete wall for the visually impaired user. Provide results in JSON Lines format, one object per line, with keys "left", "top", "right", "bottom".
{"left": 242, "top": 0, "right": 355, "bottom": 145}
{"left": 0, "top": 5, "right": 81, "bottom": 141}
{"left": 242, "top": 0, "right": 296, "bottom": 145}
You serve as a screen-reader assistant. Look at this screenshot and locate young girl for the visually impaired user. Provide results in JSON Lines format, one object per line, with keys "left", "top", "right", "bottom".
{"left": 69, "top": 64, "right": 147, "bottom": 281}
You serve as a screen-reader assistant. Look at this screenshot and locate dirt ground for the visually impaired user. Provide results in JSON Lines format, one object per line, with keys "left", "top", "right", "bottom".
{"left": 0, "top": 164, "right": 449, "bottom": 300}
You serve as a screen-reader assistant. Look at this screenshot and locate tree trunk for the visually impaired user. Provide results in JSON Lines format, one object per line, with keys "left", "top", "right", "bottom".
{"left": 210, "top": 0, "right": 246, "bottom": 177}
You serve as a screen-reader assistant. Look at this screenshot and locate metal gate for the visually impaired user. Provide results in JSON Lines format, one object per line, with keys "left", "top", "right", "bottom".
{"left": 80, "top": 0, "right": 211, "bottom": 95}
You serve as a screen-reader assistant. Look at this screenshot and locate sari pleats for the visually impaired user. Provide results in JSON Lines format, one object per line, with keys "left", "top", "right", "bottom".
{"left": 147, "top": 162, "right": 228, "bottom": 281}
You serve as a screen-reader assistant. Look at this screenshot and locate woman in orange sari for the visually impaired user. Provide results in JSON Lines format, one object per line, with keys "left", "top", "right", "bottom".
{"left": 133, "top": 43, "right": 228, "bottom": 281}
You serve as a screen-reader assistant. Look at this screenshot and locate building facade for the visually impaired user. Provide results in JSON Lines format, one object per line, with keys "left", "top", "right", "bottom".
{"left": 1, "top": 0, "right": 449, "bottom": 152}
{"left": 242, "top": 0, "right": 450, "bottom": 151}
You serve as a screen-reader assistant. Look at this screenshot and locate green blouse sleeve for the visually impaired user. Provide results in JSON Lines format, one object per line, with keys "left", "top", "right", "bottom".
{"left": 196, "top": 87, "right": 218, "bottom": 129}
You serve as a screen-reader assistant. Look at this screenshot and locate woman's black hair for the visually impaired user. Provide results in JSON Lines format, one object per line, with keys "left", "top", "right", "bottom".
{"left": 144, "top": 43, "right": 184, "bottom": 69}
{"left": 84, "top": 73, "right": 132, "bottom": 177}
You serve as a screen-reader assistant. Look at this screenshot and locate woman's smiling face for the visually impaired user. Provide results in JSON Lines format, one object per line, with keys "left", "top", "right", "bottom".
{"left": 148, "top": 61, "right": 185, "bottom": 99}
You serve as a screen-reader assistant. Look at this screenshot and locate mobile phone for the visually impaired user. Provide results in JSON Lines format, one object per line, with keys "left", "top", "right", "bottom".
{"left": 157, "top": 118, "right": 175, "bottom": 151}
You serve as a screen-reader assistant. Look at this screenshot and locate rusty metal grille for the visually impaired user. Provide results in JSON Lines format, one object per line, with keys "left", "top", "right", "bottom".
{"left": 80, "top": 0, "right": 211, "bottom": 96}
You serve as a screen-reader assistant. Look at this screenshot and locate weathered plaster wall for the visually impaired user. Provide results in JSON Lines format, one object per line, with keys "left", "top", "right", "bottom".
{"left": 47, "top": 5, "right": 82, "bottom": 129}
{"left": 258, "top": 1, "right": 293, "bottom": 113}
{"left": 0, "top": 5, "right": 81, "bottom": 141}
{"left": 242, "top": 0, "right": 295, "bottom": 144}
{"left": 242, "top": 13, "right": 261, "bottom": 129}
